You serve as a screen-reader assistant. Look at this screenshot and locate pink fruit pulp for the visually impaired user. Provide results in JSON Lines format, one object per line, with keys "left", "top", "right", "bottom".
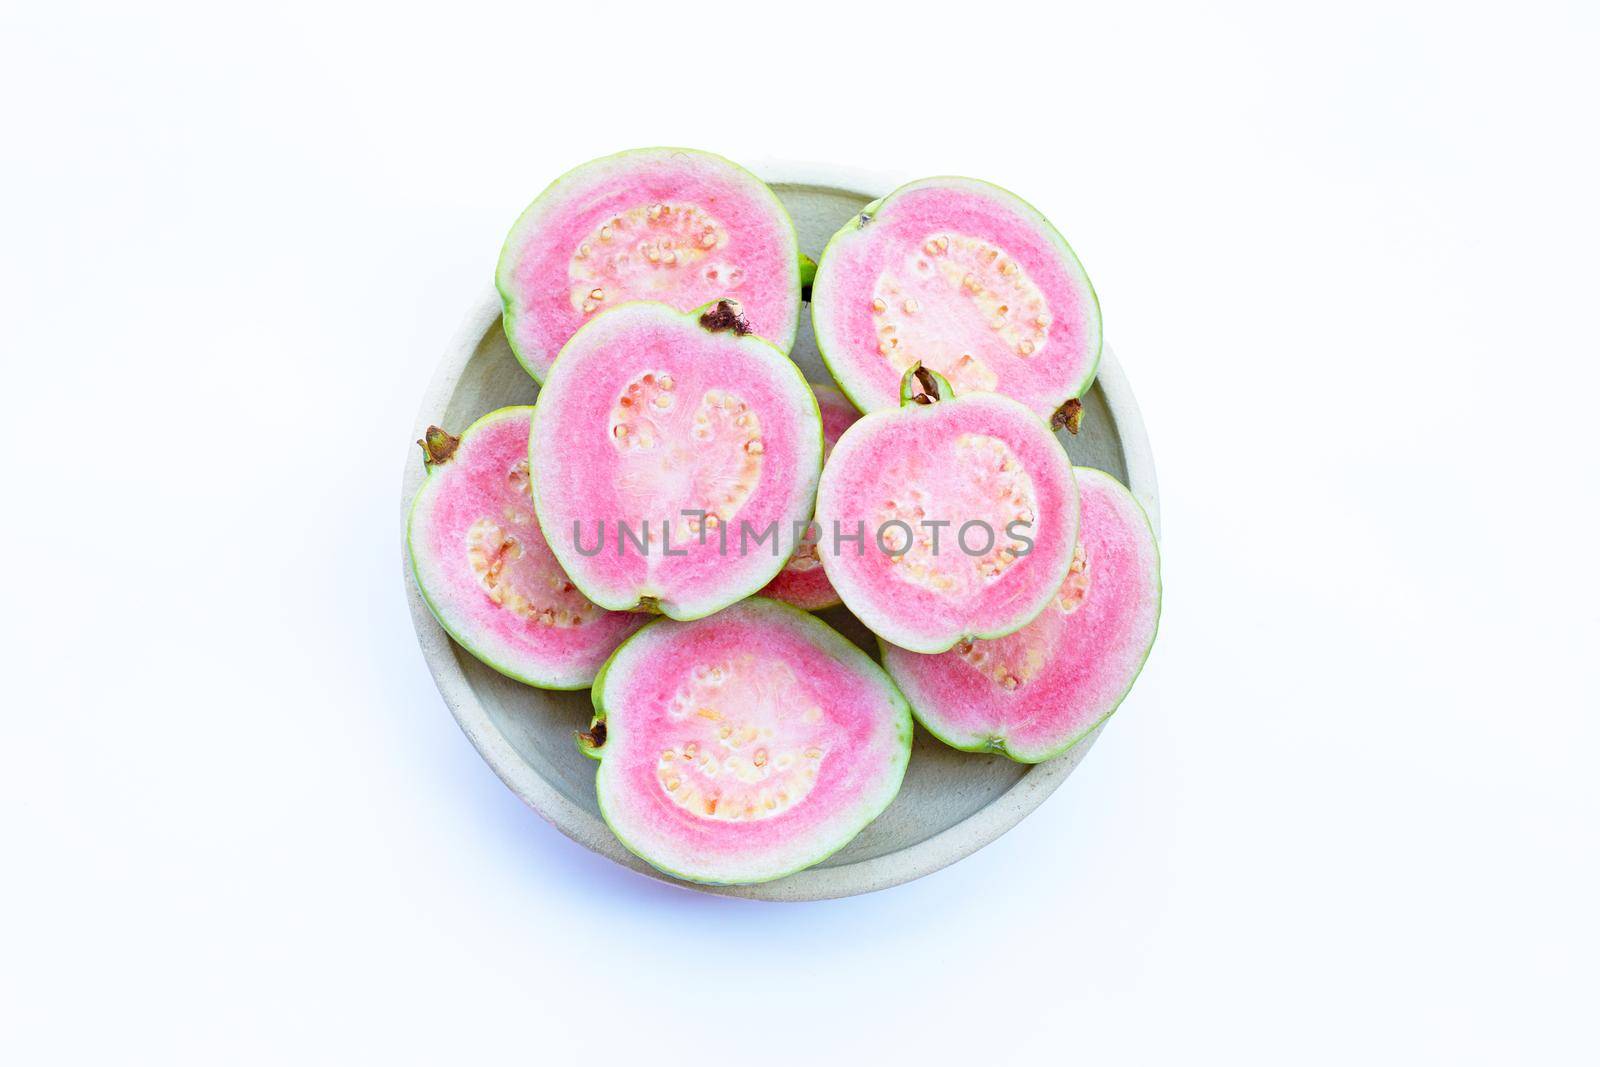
{"left": 589, "top": 598, "right": 912, "bottom": 884}
{"left": 811, "top": 177, "right": 1100, "bottom": 420}
{"left": 815, "top": 386, "right": 1079, "bottom": 654}
{"left": 408, "top": 407, "right": 647, "bottom": 689}
{"left": 498, "top": 147, "right": 801, "bottom": 381}
{"left": 882, "top": 468, "right": 1159, "bottom": 762}
{"left": 530, "top": 302, "right": 822, "bottom": 621}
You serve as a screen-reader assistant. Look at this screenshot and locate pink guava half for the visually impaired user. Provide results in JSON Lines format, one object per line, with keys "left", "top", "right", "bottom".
{"left": 882, "top": 468, "right": 1160, "bottom": 763}
{"left": 407, "top": 407, "right": 648, "bottom": 690}
{"left": 811, "top": 176, "right": 1101, "bottom": 421}
{"left": 585, "top": 598, "right": 912, "bottom": 885}
{"left": 757, "top": 384, "right": 860, "bottom": 611}
{"left": 530, "top": 301, "right": 823, "bottom": 621}
{"left": 496, "top": 147, "right": 802, "bottom": 381}
{"left": 814, "top": 368, "right": 1080, "bottom": 654}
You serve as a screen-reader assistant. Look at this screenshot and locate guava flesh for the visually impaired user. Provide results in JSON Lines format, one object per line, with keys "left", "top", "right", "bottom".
{"left": 530, "top": 302, "right": 823, "bottom": 621}
{"left": 882, "top": 468, "right": 1159, "bottom": 763}
{"left": 758, "top": 384, "right": 859, "bottom": 611}
{"left": 497, "top": 148, "right": 802, "bottom": 381}
{"left": 407, "top": 407, "right": 647, "bottom": 689}
{"left": 814, "top": 386, "right": 1078, "bottom": 654}
{"left": 811, "top": 177, "right": 1101, "bottom": 420}
{"left": 588, "top": 598, "right": 912, "bottom": 884}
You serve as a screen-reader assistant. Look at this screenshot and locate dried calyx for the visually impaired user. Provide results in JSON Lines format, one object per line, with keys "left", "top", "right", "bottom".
{"left": 698, "top": 299, "right": 751, "bottom": 335}
{"left": 1050, "top": 397, "right": 1084, "bottom": 435}
{"left": 578, "top": 719, "right": 608, "bottom": 753}
{"left": 417, "top": 426, "right": 461, "bottom": 467}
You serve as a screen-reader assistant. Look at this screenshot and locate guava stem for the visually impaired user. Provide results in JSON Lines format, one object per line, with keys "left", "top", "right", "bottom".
{"left": 418, "top": 426, "right": 461, "bottom": 467}
{"left": 1051, "top": 398, "right": 1084, "bottom": 435}
{"left": 577, "top": 720, "right": 607, "bottom": 753}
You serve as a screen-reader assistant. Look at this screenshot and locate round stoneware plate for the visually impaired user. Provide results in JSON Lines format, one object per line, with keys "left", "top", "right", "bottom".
{"left": 401, "top": 164, "right": 1161, "bottom": 900}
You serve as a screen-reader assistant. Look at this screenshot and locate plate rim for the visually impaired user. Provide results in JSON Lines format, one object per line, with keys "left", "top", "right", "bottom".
{"left": 399, "top": 165, "right": 1160, "bottom": 901}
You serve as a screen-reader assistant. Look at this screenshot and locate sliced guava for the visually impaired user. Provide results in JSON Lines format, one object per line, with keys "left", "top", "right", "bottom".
{"left": 583, "top": 598, "right": 912, "bottom": 885}
{"left": 810, "top": 176, "right": 1101, "bottom": 422}
{"left": 757, "top": 384, "right": 860, "bottom": 611}
{"left": 407, "top": 407, "right": 648, "bottom": 689}
{"left": 881, "top": 468, "right": 1159, "bottom": 762}
{"left": 814, "top": 365, "right": 1079, "bottom": 654}
{"left": 530, "top": 301, "right": 823, "bottom": 621}
{"left": 496, "top": 147, "right": 803, "bottom": 381}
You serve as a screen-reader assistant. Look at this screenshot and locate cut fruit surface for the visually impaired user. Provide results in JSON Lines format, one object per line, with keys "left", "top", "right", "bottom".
{"left": 811, "top": 177, "right": 1101, "bottom": 420}
{"left": 530, "top": 302, "right": 823, "bottom": 620}
{"left": 407, "top": 407, "right": 647, "bottom": 689}
{"left": 497, "top": 147, "right": 802, "bottom": 380}
{"left": 814, "top": 367, "right": 1078, "bottom": 654}
{"left": 586, "top": 598, "right": 912, "bottom": 885}
{"left": 882, "top": 468, "right": 1159, "bottom": 762}
{"left": 758, "top": 384, "right": 860, "bottom": 611}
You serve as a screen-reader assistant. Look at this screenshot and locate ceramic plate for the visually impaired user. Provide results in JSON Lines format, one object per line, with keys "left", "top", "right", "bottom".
{"left": 401, "top": 166, "right": 1160, "bottom": 900}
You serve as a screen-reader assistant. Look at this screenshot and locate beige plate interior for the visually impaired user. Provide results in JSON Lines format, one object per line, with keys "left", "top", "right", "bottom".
{"left": 400, "top": 168, "right": 1161, "bottom": 900}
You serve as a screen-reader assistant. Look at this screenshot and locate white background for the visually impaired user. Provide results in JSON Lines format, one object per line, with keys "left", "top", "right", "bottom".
{"left": 3, "top": 1, "right": 1597, "bottom": 1062}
